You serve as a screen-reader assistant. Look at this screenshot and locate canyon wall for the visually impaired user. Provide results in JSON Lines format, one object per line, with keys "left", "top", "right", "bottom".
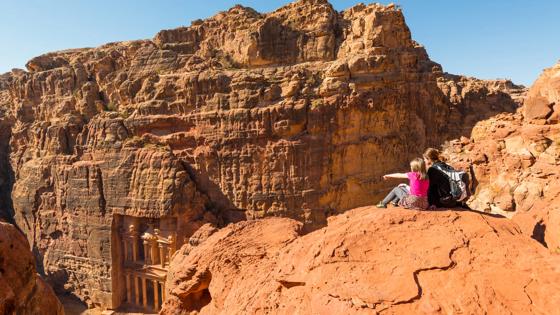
{"left": 0, "top": 73, "right": 15, "bottom": 223}
{"left": 444, "top": 61, "right": 560, "bottom": 252}
{"left": 0, "top": 0, "right": 527, "bottom": 310}
{"left": 160, "top": 58, "right": 560, "bottom": 314}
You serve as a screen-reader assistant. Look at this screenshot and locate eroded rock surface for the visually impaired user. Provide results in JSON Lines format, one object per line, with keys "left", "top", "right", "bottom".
{"left": 0, "top": 221, "right": 64, "bottom": 315}
{"left": 162, "top": 207, "right": 560, "bottom": 315}
{"left": 443, "top": 61, "right": 560, "bottom": 252}
{"left": 0, "top": 0, "right": 526, "bottom": 310}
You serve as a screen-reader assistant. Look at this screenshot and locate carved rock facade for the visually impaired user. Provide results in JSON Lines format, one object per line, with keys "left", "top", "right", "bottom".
{"left": 0, "top": 0, "right": 526, "bottom": 311}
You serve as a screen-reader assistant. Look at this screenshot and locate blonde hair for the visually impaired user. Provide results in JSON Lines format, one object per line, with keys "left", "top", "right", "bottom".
{"left": 410, "top": 158, "right": 428, "bottom": 180}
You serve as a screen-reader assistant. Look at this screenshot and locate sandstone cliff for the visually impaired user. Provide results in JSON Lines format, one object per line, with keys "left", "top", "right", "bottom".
{"left": 162, "top": 207, "right": 560, "bottom": 314}
{"left": 0, "top": 220, "right": 64, "bottom": 314}
{"left": 0, "top": 0, "right": 528, "bottom": 311}
{"left": 443, "top": 61, "right": 560, "bottom": 252}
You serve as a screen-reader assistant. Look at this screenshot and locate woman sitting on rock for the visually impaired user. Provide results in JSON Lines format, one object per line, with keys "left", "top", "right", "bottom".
{"left": 376, "top": 158, "right": 429, "bottom": 210}
{"left": 423, "top": 148, "right": 456, "bottom": 208}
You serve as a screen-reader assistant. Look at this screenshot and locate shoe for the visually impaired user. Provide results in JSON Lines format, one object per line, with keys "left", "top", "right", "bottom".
{"left": 376, "top": 202, "right": 386, "bottom": 208}
{"left": 391, "top": 202, "right": 399, "bottom": 207}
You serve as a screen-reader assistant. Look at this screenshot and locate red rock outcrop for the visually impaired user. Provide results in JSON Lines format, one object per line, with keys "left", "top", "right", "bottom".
{"left": 0, "top": 220, "right": 64, "bottom": 314}
{"left": 0, "top": 0, "right": 526, "bottom": 311}
{"left": 443, "top": 61, "right": 560, "bottom": 252}
{"left": 162, "top": 207, "right": 560, "bottom": 315}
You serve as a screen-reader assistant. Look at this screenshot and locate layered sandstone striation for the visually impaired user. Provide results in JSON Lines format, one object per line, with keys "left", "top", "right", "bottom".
{"left": 0, "top": 221, "right": 64, "bottom": 315}
{"left": 0, "top": 0, "right": 527, "bottom": 311}
{"left": 162, "top": 207, "right": 560, "bottom": 314}
{"left": 443, "top": 61, "right": 560, "bottom": 252}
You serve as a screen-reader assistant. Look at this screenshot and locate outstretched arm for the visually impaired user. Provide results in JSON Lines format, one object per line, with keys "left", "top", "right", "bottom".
{"left": 383, "top": 173, "right": 408, "bottom": 180}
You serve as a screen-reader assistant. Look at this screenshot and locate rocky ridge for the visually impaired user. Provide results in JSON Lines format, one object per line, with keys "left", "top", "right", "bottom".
{"left": 0, "top": 0, "right": 536, "bottom": 312}
{"left": 162, "top": 207, "right": 560, "bottom": 314}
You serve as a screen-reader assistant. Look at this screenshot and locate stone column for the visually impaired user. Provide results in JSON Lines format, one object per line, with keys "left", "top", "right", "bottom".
{"left": 159, "top": 243, "right": 165, "bottom": 268}
{"left": 132, "top": 237, "right": 138, "bottom": 262}
{"left": 142, "top": 277, "right": 148, "bottom": 308}
{"left": 151, "top": 240, "right": 159, "bottom": 265}
{"left": 128, "top": 224, "right": 138, "bottom": 262}
{"left": 126, "top": 273, "right": 132, "bottom": 303}
{"left": 161, "top": 281, "right": 166, "bottom": 301}
{"left": 134, "top": 275, "right": 140, "bottom": 305}
{"left": 123, "top": 239, "right": 128, "bottom": 261}
{"left": 154, "top": 229, "right": 162, "bottom": 266}
{"left": 153, "top": 280, "right": 159, "bottom": 310}
{"left": 143, "top": 240, "right": 150, "bottom": 265}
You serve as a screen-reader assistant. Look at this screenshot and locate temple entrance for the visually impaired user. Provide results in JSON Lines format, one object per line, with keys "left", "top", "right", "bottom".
{"left": 113, "top": 215, "right": 178, "bottom": 312}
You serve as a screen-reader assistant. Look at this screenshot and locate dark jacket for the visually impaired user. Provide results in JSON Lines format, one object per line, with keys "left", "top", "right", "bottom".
{"left": 427, "top": 161, "right": 455, "bottom": 207}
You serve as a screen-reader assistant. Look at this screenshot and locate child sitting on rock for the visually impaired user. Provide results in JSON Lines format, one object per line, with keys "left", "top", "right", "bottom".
{"left": 376, "top": 158, "right": 430, "bottom": 210}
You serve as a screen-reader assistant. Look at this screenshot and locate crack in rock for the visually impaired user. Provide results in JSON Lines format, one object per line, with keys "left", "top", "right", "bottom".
{"left": 386, "top": 243, "right": 465, "bottom": 310}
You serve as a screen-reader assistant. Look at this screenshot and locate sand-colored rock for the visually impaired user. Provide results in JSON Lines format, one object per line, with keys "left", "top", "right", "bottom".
{"left": 0, "top": 220, "right": 64, "bottom": 314}
{"left": 443, "top": 61, "right": 560, "bottom": 252}
{"left": 162, "top": 207, "right": 560, "bottom": 315}
{"left": 524, "top": 62, "right": 560, "bottom": 122}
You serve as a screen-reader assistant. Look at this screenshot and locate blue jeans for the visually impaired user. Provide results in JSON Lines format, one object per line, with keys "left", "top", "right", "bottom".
{"left": 381, "top": 186, "right": 408, "bottom": 205}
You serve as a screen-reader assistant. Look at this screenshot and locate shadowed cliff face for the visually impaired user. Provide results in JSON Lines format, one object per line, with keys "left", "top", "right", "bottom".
{"left": 0, "top": 73, "right": 15, "bottom": 223}
{"left": 0, "top": 0, "right": 526, "bottom": 309}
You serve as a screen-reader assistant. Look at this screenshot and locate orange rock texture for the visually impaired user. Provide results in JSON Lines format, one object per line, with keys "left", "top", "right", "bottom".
{"left": 443, "top": 61, "right": 560, "bottom": 252}
{"left": 162, "top": 207, "right": 560, "bottom": 315}
{"left": 0, "top": 221, "right": 64, "bottom": 315}
{"left": 0, "top": 0, "right": 542, "bottom": 312}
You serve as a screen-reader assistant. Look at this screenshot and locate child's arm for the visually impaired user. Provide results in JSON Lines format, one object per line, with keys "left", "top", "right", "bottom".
{"left": 383, "top": 173, "right": 408, "bottom": 180}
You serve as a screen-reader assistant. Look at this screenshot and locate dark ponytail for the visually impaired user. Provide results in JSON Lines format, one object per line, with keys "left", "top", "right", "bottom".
{"left": 423, "top": 148, "right": 441, "bottom": 163}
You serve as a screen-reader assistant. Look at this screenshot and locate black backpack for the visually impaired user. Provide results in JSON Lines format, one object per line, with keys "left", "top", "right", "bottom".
{"left": 433, "top": 163, "right": 470, "bottom": 202}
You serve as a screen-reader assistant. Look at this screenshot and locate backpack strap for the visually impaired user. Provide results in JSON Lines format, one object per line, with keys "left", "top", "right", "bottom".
{"left": 433, "top": 163, "right": 463, "bottom": 181}
{"left": 434, "top": 162, "right": 454, "bottom": 172}
{"left": 432, "top": 164, "right": 448, "bottom": 177}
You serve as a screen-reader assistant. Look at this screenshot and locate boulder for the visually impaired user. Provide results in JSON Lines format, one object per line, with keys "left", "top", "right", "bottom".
{"left": 0, "top": 221, "right": 64, "bottom": 315}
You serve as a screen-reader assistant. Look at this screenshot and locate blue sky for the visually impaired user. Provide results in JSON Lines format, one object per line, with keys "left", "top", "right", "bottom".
{"left": 1, "top": 1, "right": 558, "bottom": 86}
